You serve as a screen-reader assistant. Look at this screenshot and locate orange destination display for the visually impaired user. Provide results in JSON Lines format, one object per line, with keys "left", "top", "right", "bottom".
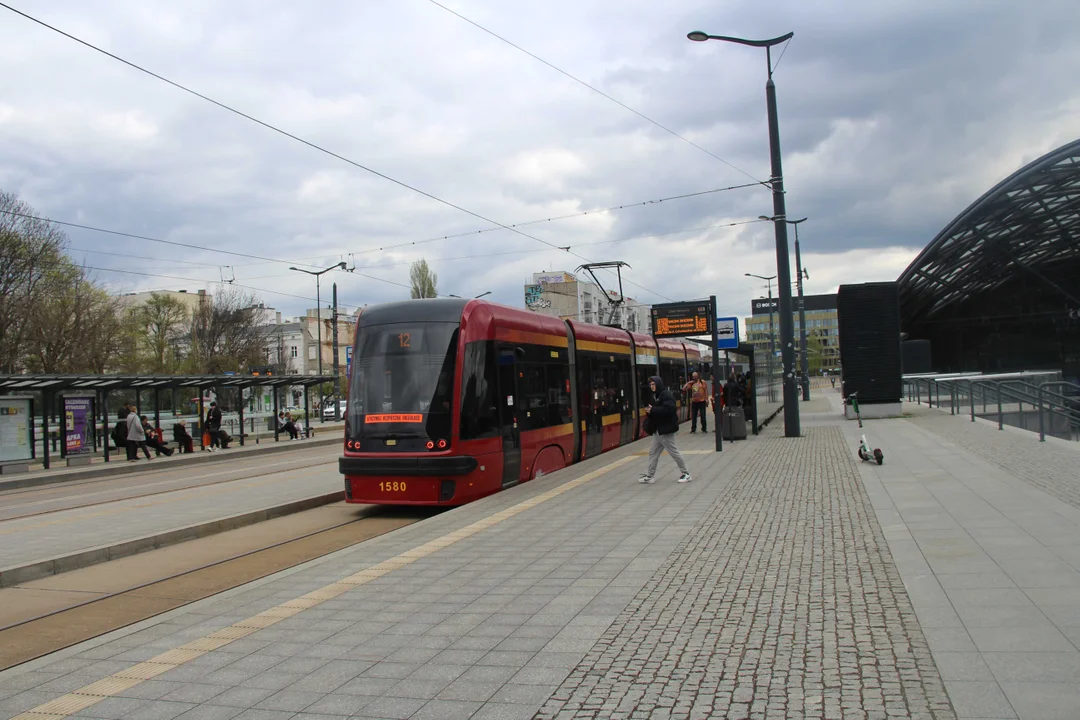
{"left": 364, "top": 413, "right": 423, "bottom": 424}
{"left": 651, "top": 301, "right": 711, "bottom": 338}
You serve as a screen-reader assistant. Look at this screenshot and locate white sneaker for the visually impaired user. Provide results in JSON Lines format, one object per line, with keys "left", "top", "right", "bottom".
{"left": 638, "top": 475, "right": 654, "bottom": 484}
{"left": 677, "top": 473, "right": 692, "bottom": 483}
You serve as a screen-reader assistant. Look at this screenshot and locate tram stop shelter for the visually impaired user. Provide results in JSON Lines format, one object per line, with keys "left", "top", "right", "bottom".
{"left": 0, "top": 373, "right": 337, "bottom": 470}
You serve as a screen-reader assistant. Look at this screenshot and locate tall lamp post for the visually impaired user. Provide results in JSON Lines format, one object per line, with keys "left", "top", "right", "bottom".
{"left": 289, "top": 261, "right": 346, "bottom": 422}
{"left": 746, "top": 273, "right": 777, "bottom": 402}
{"left": 762, "top": 215, "right": 810, "bottom": 400}
{"left": 689, "top": 29, "right": 800, "bottom": 437}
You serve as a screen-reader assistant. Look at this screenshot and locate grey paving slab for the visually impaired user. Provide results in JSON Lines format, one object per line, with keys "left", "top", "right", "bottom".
{"left": 536, "top": 424, "right": 955, "bottom": 719}
{"left": 0, "top": 458, "right": 344, "bottom": 569}
{"left": 21, "top": 404, "right": 1059, "bottom": 718}
{"left": 856, "top": 399, "right": 1080, "bottom": 719}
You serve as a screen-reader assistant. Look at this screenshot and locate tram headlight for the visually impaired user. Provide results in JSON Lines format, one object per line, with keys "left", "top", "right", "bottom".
{"left": 437, "top": 439, "right": 447, "bottom": 449}
{"left": 425, "top": 441, "right": 435, "bottom": 450}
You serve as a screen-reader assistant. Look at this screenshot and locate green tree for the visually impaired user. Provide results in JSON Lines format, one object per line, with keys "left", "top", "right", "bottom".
{"left": 409, "top": 258, "right": 438, "bottom": 299}
{"left": 139, "top": 293, "right": 189, "bottom": 373}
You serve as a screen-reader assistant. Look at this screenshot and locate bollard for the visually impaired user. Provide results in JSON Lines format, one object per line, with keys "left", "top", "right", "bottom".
{"left": 997, "top": 385, "right": 1003, "bottom": 430}
{"left": 1038, "top": 385, "right": 1046, "bottom": 442}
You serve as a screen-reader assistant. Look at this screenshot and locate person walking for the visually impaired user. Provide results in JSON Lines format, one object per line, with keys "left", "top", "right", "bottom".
{"left": 639, "top": 376, "right": 692, "bottom": 484}
{"left": 125, "top": 405, "right": 151, "bottom": 461}
{"left": 205, "top": 401, "right": 223, "bottom": 451}
{"left": 681, "top": 371, "right": 709, "bottom": 433}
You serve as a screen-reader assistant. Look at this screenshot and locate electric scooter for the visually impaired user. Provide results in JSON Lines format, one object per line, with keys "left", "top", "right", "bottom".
{"left": 849, "top": 391, "right": 883, "bottom": 465}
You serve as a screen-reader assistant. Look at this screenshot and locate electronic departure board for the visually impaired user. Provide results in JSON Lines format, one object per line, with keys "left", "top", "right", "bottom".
{"left": 650, "top": 301, "right": 711, "bottom": 338}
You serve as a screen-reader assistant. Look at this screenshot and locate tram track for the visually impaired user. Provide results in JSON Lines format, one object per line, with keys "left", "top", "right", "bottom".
{"left": 0, "top": 449, "right": 339, "bottom": 523}
{"left": 0, "top": 504, "right": 433, "bottom": 672}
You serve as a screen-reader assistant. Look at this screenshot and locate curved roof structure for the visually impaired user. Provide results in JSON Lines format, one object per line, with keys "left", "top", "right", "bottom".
{"left": 899, "top": 138, "right": 1080, "bottom": 324}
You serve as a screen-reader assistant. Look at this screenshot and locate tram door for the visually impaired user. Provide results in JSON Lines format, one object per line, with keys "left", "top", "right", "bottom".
{"left": 497, "top": 347, "right": 522, "bottom": 487}
{"left": 578, "top": 355, "right": 603, "bottom": 459}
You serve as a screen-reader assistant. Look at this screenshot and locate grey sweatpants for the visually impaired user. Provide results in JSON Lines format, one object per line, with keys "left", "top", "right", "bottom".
{"left": 647, "top": 432, "right": 689, "bottom": 476}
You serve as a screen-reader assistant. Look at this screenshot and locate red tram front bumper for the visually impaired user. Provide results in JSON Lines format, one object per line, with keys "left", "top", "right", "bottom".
{"left": 339, "top": 454, "right": 498, "bottom": 505}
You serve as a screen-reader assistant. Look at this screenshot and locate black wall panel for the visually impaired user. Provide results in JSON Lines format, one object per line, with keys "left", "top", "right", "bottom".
{"left": 901, "top": 339, "right": 932, "bottom": 375}
{"left": 838, "top": 282, "right": 902, "bottom": 403}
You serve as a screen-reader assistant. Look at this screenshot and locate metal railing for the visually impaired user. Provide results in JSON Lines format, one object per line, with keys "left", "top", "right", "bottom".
{"left": 903, "top": 373, "right": 1080, "bottom": 442}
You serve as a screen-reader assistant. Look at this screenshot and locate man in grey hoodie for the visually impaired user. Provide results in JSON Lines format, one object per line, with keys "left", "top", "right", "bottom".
{"left": 639, "top": 376, "right": 691, "bottom": 484}
{"left": 125, "top": 405, "right": 151, "bottom": 461}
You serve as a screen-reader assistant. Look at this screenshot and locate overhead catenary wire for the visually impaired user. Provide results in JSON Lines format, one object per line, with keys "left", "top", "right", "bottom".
{"left": 225, "top": 182, "right": 764, "bottom": 269}
{"left": 0, "top": 208, "right": 321, "bottom": 268}
{"left": 424, "top": 0, "right": 768, "bottom": 186}
{"left": 0, "top": 2, "right": 674, "bottom": 306}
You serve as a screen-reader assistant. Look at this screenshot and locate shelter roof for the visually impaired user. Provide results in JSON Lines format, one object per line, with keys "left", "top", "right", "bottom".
{"left": 0, "top": 374, "right": 337, "bottom": 392}
{"left": 898, "top": 138, "right": 1080, "bottom": 323}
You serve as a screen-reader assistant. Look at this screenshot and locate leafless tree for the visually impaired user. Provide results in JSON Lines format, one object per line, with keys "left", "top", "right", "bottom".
{"left": 185, "top": 286, "right": 267, "bottom": 373}
{"left": 0, "top": 191, "right": 70, "bottom": 373}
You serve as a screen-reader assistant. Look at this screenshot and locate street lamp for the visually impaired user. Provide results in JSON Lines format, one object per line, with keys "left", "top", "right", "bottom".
{"left": 289, "top": 261, "right": 346, "bottom": 421}
{"left": 746, "top": 273, "right": 778, "bottom": 402}
{"left": 761, "top": 215, "right": 810, "bottom": 400}
{"left": 691, "top": 29, "right": 800, "bottom": 437}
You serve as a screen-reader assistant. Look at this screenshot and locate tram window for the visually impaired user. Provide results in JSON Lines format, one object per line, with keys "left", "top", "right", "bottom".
{"left": 547, "top": 363, "right": 571, "bottom": 426}
{"left": 638, "top": 366, "right": 655, "bottom": 408}
{"left": 522, "top": 363, "right": 549, "bottom": 431}
{"left": 616, "top": 356, "right": 632, "bottom": 412}
{"left": 460, "top": 341, "right": 499, "bottom": 440}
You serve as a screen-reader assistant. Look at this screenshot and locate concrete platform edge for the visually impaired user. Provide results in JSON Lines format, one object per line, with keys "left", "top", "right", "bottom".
{"left": 0, "top": 491, "right": 345, "bottom": 588}
{"left": 0, "top": 434, "right": 343, "bottom": 493}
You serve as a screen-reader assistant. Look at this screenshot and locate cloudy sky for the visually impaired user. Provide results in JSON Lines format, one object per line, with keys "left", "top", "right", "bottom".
{"left": 1, "top": 0, "right": 1077, "bottom": 323}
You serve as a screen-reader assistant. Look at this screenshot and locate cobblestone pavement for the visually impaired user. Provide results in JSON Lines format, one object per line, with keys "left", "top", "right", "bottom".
{"left": 536, "top": 426, "right": 955, "bottom": 720}
{"left": 904, "top": 406, "right": 1080, "bottom": 511}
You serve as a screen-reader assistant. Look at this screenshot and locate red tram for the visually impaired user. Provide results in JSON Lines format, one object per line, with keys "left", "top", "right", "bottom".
{"left": 339, "top": 298, "right": 702, "bottom": 505}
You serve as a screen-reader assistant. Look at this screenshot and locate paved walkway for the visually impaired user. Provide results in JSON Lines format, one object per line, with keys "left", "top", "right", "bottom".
{"left": 847, "top": 398, "right": 1080, "bottom": 720}
{"left": 0, "top": 452, "right": 340, "bottom": 571}
{"left": 1, "top": 393, "right": 1077, "bottom": 719}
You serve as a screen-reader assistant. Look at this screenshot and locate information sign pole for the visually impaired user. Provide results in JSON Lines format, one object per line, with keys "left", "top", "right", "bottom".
{"left": 710, "top": 296, "right": 722, "bottom": 452}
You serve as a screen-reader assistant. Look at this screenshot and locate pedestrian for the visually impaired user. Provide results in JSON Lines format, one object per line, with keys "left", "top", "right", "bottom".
{"left": 141, "top": 416, "right": 174, "bottom": 456}
{"left": 173, "top": 420, "right": 194, "bottom": 454}
{"left": 112, "top": 405, "right": 129, "bottom": 452}
{"left": 639, "top": 376, "right": 692, "bottom": 485}
{"left": 125, "top": 405, "right": 151, "bottom": 461}
{"left": 681, "top": 371, "right": 709, "bottom": 433}
{"left": 206, "top": 401, "right": 223, "bottom": 451}
{"left": 278, "top": 411, "right": 299, "bottom": 440}
{"left": 724, "top": 373, "right": 741, "bottom": 408}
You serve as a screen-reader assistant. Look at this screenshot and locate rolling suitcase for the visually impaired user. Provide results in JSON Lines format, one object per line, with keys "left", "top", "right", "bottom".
{"left": 722, "top": 407, "right": 747, "bottom": 441}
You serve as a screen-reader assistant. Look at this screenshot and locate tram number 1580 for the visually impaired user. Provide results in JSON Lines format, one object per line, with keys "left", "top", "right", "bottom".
{"left": 379, "top": 481, "right": 407, "bottom": 492}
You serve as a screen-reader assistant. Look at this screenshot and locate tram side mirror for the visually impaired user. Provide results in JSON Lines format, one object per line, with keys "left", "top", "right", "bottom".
{"left": 514, "top": 346, "right": 526, "bottom": 358}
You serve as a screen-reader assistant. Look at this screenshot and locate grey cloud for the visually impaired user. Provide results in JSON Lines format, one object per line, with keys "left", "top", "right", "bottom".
{"left": 1, "top": 0, "right": 1077, "bottom": 316}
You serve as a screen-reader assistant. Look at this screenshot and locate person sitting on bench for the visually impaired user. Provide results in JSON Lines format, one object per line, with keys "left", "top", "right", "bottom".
{"left": 173, "top": 421, "right": 194, "bottom": 454}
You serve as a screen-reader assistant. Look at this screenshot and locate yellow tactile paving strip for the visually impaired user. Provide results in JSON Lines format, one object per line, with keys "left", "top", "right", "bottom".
{"left": 9, "top": 455, "right": 635, "bottom": 720}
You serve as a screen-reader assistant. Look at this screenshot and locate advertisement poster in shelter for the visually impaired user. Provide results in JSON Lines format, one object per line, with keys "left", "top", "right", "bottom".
{"left": 0, "top": 397, "right": 32, "bottom": 463}
{"left": 63, "top": 396, "right": 93, "bottom": 457}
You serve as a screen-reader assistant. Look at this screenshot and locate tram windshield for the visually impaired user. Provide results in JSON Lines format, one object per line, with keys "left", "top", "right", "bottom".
{"left": 347, "top": 321, "right": 458, "bottom": 445}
